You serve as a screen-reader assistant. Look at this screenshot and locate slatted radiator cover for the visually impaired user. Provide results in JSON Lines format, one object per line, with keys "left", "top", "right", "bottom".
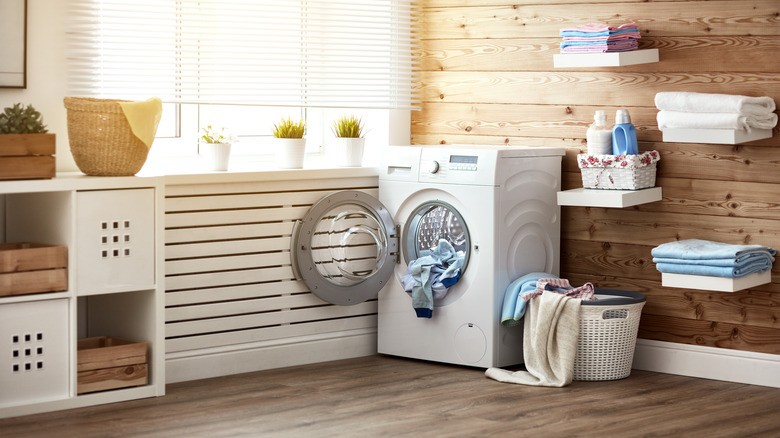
{"left": 165, "top": 176, "right": 379, "bottom": 383}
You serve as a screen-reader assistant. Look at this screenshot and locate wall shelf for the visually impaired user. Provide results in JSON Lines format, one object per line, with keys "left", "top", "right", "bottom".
{"left": 661, "top": 128, "right": 772, "bottom": 145}
{"left": 661, "top": 270, "right": 771, "bottom": 293}
{"left": 557, "top": 187, "right": 662, "bottom": 208}
{"left": 553, "top": 48, "right": 659, "bottom": 68}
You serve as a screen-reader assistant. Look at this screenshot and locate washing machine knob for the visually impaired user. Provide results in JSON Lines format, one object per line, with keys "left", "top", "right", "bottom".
{"left": 427, "top": 160, "right": 440, "bottom": 174}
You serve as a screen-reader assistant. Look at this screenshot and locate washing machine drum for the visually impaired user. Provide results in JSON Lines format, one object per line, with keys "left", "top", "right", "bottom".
{"left": 292, "top": 190, "right": 398, "bottom": 306}
{"left": 403, "top": 200, "right": 470, "bottom": 277}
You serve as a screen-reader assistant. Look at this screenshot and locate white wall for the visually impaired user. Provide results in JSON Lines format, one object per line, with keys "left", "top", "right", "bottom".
{"left": 0, "top": 0, "right": 77, "bottom": 172}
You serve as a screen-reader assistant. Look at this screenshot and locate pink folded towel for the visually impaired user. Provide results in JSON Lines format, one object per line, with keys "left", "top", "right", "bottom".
{"left": 560, "top": 22, "right": 638, "bottom": 33}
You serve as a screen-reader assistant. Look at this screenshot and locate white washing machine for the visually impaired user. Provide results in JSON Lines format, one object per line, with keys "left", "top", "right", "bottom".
{"left": 291, "top": 145, "right": 563, "bottom": 368}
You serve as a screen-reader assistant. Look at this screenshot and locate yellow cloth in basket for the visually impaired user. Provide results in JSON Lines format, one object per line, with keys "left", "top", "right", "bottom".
{"left": 118, "top": 98, "right": 163, "bottom": 150}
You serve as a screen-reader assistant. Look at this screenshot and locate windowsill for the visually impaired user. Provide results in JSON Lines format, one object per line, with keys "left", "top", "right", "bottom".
{"left": 137, "top": 157, "right": 379, "bottom": 185}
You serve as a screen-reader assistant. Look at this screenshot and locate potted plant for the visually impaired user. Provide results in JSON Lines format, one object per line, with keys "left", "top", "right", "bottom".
{"left": 199, "top": 125, "right": 235, "bottom": 171}
{"left": 0, "top": 103, "right": 56, "bottom": 180}
{"left": 331, "top": 115, "right": 365, "bottom": 167}
{"left": 272, "top": 117, "right": 306, "bottom": 169}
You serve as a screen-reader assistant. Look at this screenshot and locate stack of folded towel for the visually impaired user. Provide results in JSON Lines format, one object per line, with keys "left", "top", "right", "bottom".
{"left": 652, "top": 239, "right": 776, "bottom": 278}
{"left": 559, "top": 22, "right": 641, "bottom": 53}
{"left": 655, "top": 92, "right": 778, "bottom": 132}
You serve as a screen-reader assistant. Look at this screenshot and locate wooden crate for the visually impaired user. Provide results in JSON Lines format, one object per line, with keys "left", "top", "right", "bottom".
{"left": 0, "top": 243, "right": 68, "bottom": 297}
{"left": 0, "top": 133, "right": 56, "bottom": 180}
{"left": 77, "top": 336, "right": 148, "bottom": 394}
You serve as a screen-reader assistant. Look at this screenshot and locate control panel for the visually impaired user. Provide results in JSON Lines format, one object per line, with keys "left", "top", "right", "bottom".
{"left": 418, "top": 147, "right": 493, "bottom": 185}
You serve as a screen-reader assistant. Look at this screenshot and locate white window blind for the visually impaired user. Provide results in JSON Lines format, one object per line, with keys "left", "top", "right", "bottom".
{"left": 67, "top": 0, "right": 420, "bottom": 109}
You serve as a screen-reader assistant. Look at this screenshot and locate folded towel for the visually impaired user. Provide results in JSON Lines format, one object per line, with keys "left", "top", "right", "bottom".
{"left": 654, "top": 92, "right": 776, "bottom": 116}
{"left": 486, "top": 291, "right": 581, "bottom": 387}
{"left": 655, "top": 260, "right": 772, "bottom": 278}
{"left": 657, "top": 110, "right": 778, "bottom": 131}
{"left": 561, "top": 40, "right": 638, "bottom": 50}
{"left": 401, "top": 240, "right": 465, "bottom": 318}
{"left": 560, "top": 22, "right": 639, "bottom": 34}
{"left": 560, "top": 28, "right": 641, "bottom": 39}
{"left": 560, "top": 34, "right": 638, "bottom": 42}
{"left": 561, "top": 40, "right": 638, "bottom": 53}
{"left": 651, "top": 239, "right": 777, "bottom": 261}
{"left": 653, "top": 251, "right": 774, "bottom": 267}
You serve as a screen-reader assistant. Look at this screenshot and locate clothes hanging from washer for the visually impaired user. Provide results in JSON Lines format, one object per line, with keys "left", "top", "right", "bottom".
{"left": 401, "top": 239, "right": 465, "bottom": 318}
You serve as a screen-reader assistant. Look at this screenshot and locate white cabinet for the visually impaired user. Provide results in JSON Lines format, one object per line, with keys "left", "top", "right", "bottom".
{"left": 0, "top": 174, "right": 164, "bottom": 418}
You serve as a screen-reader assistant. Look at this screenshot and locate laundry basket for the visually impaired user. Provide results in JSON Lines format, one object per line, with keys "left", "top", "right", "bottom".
{"left": 63, "top": 97, "right": 155, "bottom": 176}
{"left": 573, "top": 289, "right": 646, "bottom": 381}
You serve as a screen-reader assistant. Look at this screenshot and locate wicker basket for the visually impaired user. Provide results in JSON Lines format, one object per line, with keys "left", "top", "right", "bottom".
{"left": 573, "top": 289, "right": 646, "bottom": 381}
{"left": 578, "top": 151, "right": 659, "bottom": 190}
{"left": 63, "top": 97, "right": 150, "bottom": 176}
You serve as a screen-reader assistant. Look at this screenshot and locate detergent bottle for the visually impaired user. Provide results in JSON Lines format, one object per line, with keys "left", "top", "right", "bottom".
{"left": 586, "top": 110, "right": 613, "bottom": 155}
{"left": 612, "top": 109, "right": 639, "bottom": 155}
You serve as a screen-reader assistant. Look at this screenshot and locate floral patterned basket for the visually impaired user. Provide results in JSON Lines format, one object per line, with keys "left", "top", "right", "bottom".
{"left": 577, "top": 151, "right": 660, "bottom": 190}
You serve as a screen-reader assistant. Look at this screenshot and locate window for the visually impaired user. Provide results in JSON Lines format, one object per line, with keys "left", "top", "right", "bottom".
{"left": 67, "top": 1, "right": 419, "bottom": 164}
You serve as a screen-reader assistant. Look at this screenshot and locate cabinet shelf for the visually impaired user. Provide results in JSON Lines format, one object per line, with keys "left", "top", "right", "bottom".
{"left": 661, "top": 270, "right": 771, "bottom": 293}
{"left": 661, "top": 128, "right": 772, "bottom": 145}
{"left": 557, "top": 187, "right": 662, "bottom": 208}
{"left": 553, "top": 49, "right": 659, "bottom": 68}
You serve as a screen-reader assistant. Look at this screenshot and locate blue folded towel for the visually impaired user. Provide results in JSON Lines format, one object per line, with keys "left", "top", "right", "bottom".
{"left": 653, "top": 252, "right": 774, "bottom": 268}
{"left": 655, "top": 260, "right": 772, "bottom": 278}
{"left": 500, "top": 272, "right": 568, "bottom": 327}
{"left": 652, "top": 239, "right": 775, "bottom": 279}
{"left": 559, "top": 28, "right": 640, "bottom": 38}
{"left": 651, "top": 239, "right": 776, "bottom": 262}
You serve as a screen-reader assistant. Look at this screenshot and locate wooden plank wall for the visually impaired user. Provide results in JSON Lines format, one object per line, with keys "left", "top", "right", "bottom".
{"left": 412, "top": 0, "right": 780, "bottom": 355}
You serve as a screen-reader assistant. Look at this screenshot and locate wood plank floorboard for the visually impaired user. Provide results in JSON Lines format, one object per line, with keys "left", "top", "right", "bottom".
{"left": 2, "top": 355, "right": 779, "bottom": 437}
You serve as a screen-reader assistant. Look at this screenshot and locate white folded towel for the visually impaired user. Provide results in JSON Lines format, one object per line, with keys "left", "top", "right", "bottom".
{"left": 655, "top": 92, "right": 776, "bottom": 116}
{"left": 657, "top": 110, "right": 778, "bottom": 131}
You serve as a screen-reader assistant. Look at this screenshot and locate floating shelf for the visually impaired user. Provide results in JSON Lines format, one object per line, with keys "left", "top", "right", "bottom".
{"left": 553, "top": 49, "right": 659, "bottom": 68}
{"left": 661, "top": 270, "right": 771, "bottom": 293}
{"left": 557, "top": 187, "right": 662, "bottom": 208}
{"left": 661, "top": 128, "right": 772, "bottom": 145}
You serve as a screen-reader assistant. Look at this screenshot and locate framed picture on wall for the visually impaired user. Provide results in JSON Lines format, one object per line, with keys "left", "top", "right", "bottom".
{"left": 0, "top": 0, "right": 27, "bottom": 88}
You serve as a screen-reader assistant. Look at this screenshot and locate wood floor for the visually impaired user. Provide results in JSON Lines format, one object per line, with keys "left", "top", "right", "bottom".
{"left": 2, "top": 355, "right": 779, "bottom": 437}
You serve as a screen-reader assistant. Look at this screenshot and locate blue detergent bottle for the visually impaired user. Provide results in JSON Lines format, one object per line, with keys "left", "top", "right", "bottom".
{"left": 612, "top": 109, "right": 639, "bottom": 155}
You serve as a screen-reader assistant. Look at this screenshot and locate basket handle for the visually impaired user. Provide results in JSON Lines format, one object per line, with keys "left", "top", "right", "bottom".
{"left": 594, "top": 168, "right": 615, "bottom": 188}
{"left": 601, "top": 309, "right": 629, "bottom": 320}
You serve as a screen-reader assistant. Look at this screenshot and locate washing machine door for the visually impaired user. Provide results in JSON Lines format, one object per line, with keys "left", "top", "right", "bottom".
{"left": 292, "top": 190, "right": 397, "bottom": 306}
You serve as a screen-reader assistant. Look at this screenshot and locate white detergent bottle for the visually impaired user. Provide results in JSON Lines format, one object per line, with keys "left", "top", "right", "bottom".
{"left": 586, "top": 110, "right": 613, "bottom": 155}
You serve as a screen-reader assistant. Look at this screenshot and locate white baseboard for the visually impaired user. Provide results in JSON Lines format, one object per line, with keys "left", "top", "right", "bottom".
{"left": 632, "top": 339, "right": 780, "bottom": 388}
{"left": 166, "top": 329, "right": 377, "bottom": 384}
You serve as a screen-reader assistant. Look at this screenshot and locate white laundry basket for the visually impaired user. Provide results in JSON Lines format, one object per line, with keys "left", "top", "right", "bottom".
{"left": 573, "top": 289, "right": 646, "bottom": 381}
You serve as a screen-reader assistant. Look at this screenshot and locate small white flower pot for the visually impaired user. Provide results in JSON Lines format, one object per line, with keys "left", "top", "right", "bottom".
{"left": 334, "top": 137, "right": 365, "bottom": 167}
{"left": 274, "top": 138, "right": 306, "bottom": 169}
{"left": 201, "top": 142, "right": 232, "bottom": 171}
